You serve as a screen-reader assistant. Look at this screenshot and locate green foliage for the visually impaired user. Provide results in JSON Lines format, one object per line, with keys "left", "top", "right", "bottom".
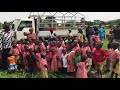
{"left": 42, "top": 16, "right": 57, "bottom": 27}
{"left": 65, "top": 20, "right": 75, "bottom": 27}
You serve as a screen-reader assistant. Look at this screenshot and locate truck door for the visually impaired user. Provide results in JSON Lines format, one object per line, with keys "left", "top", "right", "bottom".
{"left": 16, "top": 21, "right": 33, "bottom": 40}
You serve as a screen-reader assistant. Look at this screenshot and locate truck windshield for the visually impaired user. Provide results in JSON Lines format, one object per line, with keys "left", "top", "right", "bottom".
{"left": 18, "top": 21, "right": 32, "bottom": 31}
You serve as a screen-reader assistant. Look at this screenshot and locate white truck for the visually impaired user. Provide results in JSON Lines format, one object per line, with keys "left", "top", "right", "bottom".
{"left": 11, "top": 13, "right": 85, "bottom": 40}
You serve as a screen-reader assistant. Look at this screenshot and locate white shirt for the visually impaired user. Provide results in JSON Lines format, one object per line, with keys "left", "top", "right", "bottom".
{"left": 61, "top": 54, "right": 67, "bottom": 68}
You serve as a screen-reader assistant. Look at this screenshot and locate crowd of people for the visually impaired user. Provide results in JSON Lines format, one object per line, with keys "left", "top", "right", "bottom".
{"left": 0, "top": 24, "right": 120, "bottom": 78}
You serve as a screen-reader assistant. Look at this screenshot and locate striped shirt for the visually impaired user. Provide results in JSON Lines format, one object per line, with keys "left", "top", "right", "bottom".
{"left": 0, "top": 31, "right": 13, "bottom": 49}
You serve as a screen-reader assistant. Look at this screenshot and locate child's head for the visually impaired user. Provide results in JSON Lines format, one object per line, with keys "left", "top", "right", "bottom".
{"left": 8, "top": 52, "right": 13, "bottom": 57}
{"left": 25, "top": 40, "right": 30, "bottom": 45}
{"left": 107, "top": 43, "right": 112, "bottom": 49}
{"left": 112, "top": 42, "right": 119, "bottom": 50}
{"left": 41, "top": 54, "right": 46, "bottom": 59}
{"left": 83, "top": 41, "right": 88, "bottom": 47}
{"left": 95, "top": 41, "right": 102, "bottom": 49}
{"left": 75, "top": 50, "right": 80, "bottom": 56}
{"left": 81, "top": 55, "right": 88, "bottom": 62}
{"left": 93, "top": 42, "right": 96, "bottom": 47}
{"left": 21, "top": 39, "right": 25, "bottom": 44}
{"left": 95, "top": 31, "right": 99, "bottom": 35}
{"left": 29, "top": 48, "right": 33, "bottom": 53}
{"left": 35, "top": 47, "right": 41, "bottom": 53}
{"left": 78, "top": 40, "right": 83, "bottom": 48}
{"left": 57, "top": 42, "right": 62, "bottom": 48}
{"left": 62, "top": 48, "right": 66, "bottom": 54}
{"left": 24, "top": 45, "right": 29, "bottom": 51}
{"left": 58, "top": 35, "right": 62, "bottom": 41}
{"left": 68, "top": 30, "right": 72, "bottom": 33}
{"left": 12, "top": 41, "right": 17, "bottom": 47}
{"left": 35, "top": 39, "right": 39, "bottom": 45}
{"left": 73, "top": 40, "right": 78, "bottom": 46}
{"left": 51, "top": 48, "right": 56, "bottom": 54}
{"left": 86, "top": 50, "right": 91, "bottom": 57}
{"left": 28, "top": 38, "right": 32, "bottom": 44}
{"left": 67, "top": 44, "right": 74, "bottom": 53}
{"left": 46, "top": 48, "right": 49, "bottom": 53}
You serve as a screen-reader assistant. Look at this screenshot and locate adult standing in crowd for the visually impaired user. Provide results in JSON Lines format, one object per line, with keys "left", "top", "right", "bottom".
{"left": 0, "top": 24, "right": 13, "bottom": 70}
{"left": 49, "top": 25, "right": 57, "bottom": 41}
{"left": 98, "top": 26, "right": 105, "bottom": 43}
{"left": 86, "top": 25, "right": 90, "bottom": 43}
{"left": 112, "top": 25, "right": 120, "bottom": 42}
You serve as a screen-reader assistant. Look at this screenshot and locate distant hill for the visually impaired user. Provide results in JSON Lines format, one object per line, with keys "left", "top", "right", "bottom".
{"left": 106, "top": 19, "right": 120, "bottom": 26}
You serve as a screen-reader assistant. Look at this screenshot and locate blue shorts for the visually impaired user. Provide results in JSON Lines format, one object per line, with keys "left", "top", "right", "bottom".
{"left": 8, "top": 63, "right": 17, "bottom": 71}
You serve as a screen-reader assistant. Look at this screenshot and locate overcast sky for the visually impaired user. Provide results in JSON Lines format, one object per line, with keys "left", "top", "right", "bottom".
{"left": 0, "top": 12, "right": 120, "bottom": 23}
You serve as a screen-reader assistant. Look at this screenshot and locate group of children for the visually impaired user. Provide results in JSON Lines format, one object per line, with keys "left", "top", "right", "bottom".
{"left": 0, "top": 31, "right": 120, "bottom": 78}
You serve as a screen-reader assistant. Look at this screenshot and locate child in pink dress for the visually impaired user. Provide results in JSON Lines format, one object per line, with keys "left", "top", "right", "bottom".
{"left": 90, "top": 34, "right": 95, "bottom": 47}
{"left": 57, "top": 42, "right": 63, "bottom": 71}
{"left": 28, "top": 38, "right": 35, "bottom": 51}
{"left": 94, "top": 31, "right": 101, "bottom": 43}
{"left": 76, "top": 55, "right": 88, "bottom": 78}
{"left": 17, "top": 41, "right": 22, "bottom": 53}
{"left": 22, "top": 45, "right": 30, "bottom": 70}
{"left": 106, "top": 43, "right": 116, "bottom": 73}
{"left": 26, "top": 48, "right": 37, "bottom": 74}
{"left": 66, "top": 45, "right": 75, "bottom": 74}
{"left": 10, "top": 41, "right": 20, "bottom": 65}
{"left": 51, "top": 48, "right": 59, "bottom": 72}
{"left": 80, "top": 41, "right": 91, "bottom": 56}
{"left": 72, "top": 40, "right": 80, "bottom": 52}
{"left": 46, "top": 48, "right": 52, "bottom": 71}
{"left": 40, "top": 54, "right": 48, "bottom": 78}
{"left": 20, "top": 39, "right": 25, "bottom": 52}
{"left": 35, "top": 47, "right": 41, "bottom": 71}
{"left": 57, "top": 35, "right": 66, "bottom": 48}
{"left": 111, "top": 42, "right": 120, "bottom": 78}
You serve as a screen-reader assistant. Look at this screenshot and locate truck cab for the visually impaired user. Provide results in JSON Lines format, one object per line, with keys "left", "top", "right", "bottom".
{"left": 12, "top": 18, "right": 35, "bottom": 40}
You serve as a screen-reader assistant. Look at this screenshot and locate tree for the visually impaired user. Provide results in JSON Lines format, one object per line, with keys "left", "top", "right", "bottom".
{"left": 65, "top": 20, "right": 75, "bottom": 27}
{"left": 0, "top": 22, "right": 3, "bottom": 29}
{"left": 43, "top": 16, "right": 57, "bottom": 27}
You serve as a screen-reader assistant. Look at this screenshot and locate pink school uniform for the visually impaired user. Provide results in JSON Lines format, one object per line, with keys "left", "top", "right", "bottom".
{"left": 80, "top": 46, "right": 91, "bottom": 56}
{"left": 21, "top": 44, "right": 25, "bottom": 52}
{"left": 36, "top": 52, "right": 41, "bottom": 70}
{"left": 11, "top": 46, "right": 20, "bottom": 55}
{"left": 90, "top": 35, "right": 95, "bottom": 46}
{"left": 46, "top": 52, "right": 52, "bottom": 71}
{"left": 22, "top": 50, "right": 30, "bottom": 70}
{"left": 113, "top": 50, "right": 120, "bottom": 74}
{"left": 27, "top": 33, "right": 36, "bottom": 39}
{"left": 29, "top": 43, "right": 35, "bottom": 51}
{"left": 61, "top": 41, "right": 66, "bottom": 48}
{"left": 51, "top": 53, "right": 58, "bottom": 72}
{"left": 92, "top": 46, "right": 96, "bottom": 54}
{"left": 76, "top": 61, "right": 88, "bottom": 78}
{"left": 17, "top": 44, "right": 22, "bottom": 53}
{"left": 40, "top": 58, "right": 48, "bottom": 71}
{"left": 66, "top": 51, "right": 75, "bottom": 72}
{"left": 107, "top": 49, "right": 116, "bottom": 63}
{"left": 57, "top": 46, "right": 63, "bottom": 68}
{"left": 94, "top": 35, "right": 101, "bottom": 42}
{"left": 73, "top": 43, "right": 80, "bottom": 52}
{"left": 35, "top": 45, "right": 39, "bottom": 51}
